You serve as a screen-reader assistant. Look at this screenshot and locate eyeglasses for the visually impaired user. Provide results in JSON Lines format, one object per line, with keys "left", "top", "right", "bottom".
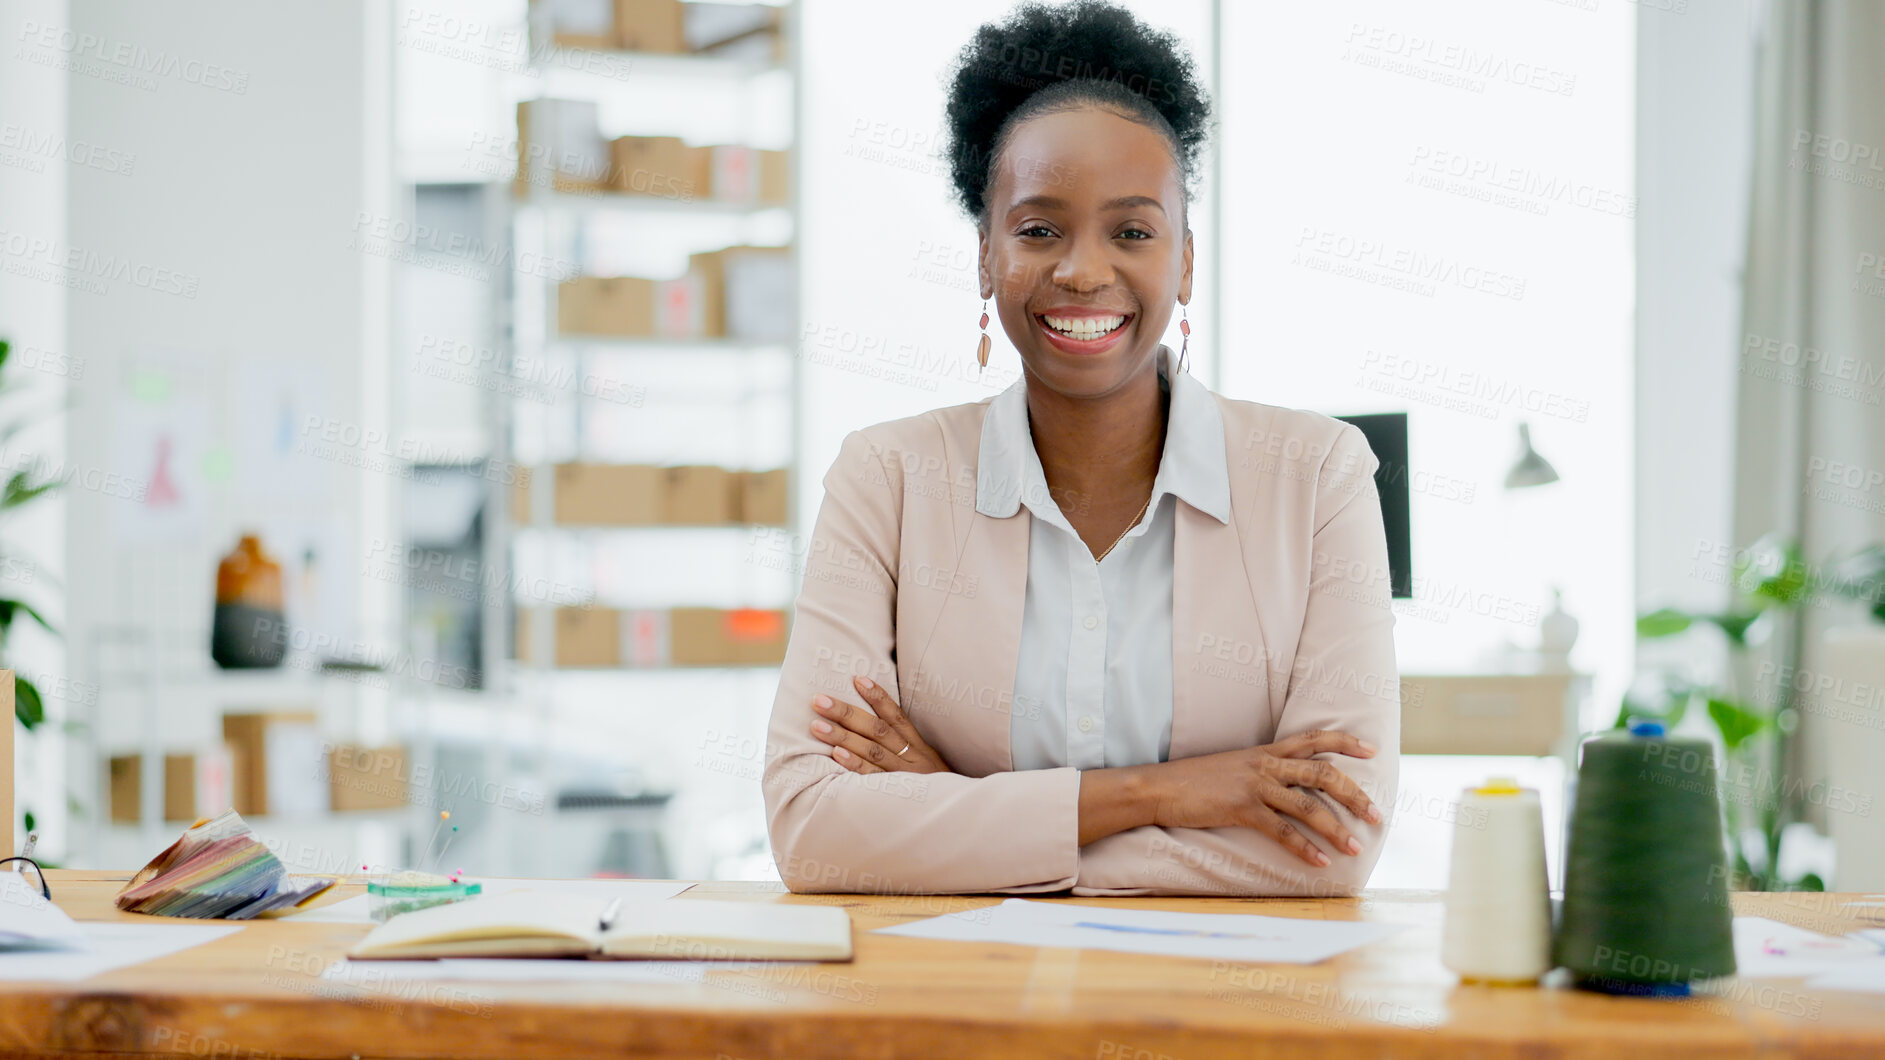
{"left": 0, "top": 857, "right": 49, "bottom": 901}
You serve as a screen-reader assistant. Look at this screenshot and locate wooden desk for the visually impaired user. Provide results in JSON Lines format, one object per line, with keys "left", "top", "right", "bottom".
{"left": 9, "top": 871, "right": 1884, "bottom": 1059}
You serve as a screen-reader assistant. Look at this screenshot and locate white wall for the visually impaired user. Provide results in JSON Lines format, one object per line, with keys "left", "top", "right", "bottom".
{"left": 1634, "top": 2, "right": 1755, "bottom": 617}
{"left": 0, "top": 0, "right": 71, "bottom": 852}
{"left": 1218, "top": 0, "right": 1636, "bottom": 717}
{"left": 56, "top": 1, "right": 396, "bottom": 855}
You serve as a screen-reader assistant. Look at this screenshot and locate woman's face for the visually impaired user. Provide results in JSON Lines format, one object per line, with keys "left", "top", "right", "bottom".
{"left": 978, "top": 105, "right": 1193, "bottom": 400}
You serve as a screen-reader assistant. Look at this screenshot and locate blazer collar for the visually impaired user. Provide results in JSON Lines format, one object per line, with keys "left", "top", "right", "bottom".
{"left": 974, "top": 344, "right": 1231, "bottom": 525}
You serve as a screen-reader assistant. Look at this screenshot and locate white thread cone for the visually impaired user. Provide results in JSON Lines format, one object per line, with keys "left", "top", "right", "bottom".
{"left": 1441, "top": 779, "right": 1552, "bottom": 983}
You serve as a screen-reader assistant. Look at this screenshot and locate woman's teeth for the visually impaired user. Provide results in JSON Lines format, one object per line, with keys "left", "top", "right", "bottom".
{"left": 1043, "top": 314, "right": 1126, "bottom": 338}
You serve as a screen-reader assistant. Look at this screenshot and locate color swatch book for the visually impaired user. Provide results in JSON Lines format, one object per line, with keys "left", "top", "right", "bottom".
{"left": 116, "top": 809, "right": 335, "bottom": 919}
{"left": 349, "top": 892, "right": 853, "bottom": 961}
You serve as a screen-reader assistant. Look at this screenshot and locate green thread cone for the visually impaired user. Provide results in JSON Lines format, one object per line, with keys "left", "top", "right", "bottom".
{"left": 1554, "top": 730, "right": 1737, "bottom": 991}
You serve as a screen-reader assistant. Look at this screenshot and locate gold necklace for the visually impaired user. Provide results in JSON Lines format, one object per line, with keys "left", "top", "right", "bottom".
{"left": 1093, "top": 490, "right": 1155, "bottom": 563}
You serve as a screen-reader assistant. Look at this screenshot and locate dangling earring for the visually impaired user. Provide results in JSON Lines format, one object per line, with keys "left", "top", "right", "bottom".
{"left": 1177, "top": 301, "right": 1191, "bottom": 374}
{"left": 975, "top": 298, "right": 991, "bottom": 379}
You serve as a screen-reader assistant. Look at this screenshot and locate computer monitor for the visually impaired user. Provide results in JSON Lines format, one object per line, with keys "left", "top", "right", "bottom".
{"left": 1331, "top": 412, "right": 1412, "bottom": 599}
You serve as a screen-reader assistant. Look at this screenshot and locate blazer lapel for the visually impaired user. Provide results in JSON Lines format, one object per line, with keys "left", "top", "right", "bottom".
{"left": 898, "top": 405, "right": 1032, "bottom": 780}
{"left": 1170, "top": 413, "right": 1274, "bottom": 759}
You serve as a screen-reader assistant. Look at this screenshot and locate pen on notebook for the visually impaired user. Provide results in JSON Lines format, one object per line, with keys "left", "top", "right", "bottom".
{"left": 599, "top": 896, "right": 623, "bottom": 932}
{"left": 17, "top": 832, "right": 36, "bottom": 867}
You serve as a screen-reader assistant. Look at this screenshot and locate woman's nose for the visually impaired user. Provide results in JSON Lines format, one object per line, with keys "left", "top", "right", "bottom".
{"left": 1051, "top": 232, "right": 1113, "bottom": 292}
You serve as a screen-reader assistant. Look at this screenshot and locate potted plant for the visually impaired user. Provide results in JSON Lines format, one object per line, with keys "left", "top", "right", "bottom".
{"left": 1618, "top": 534, "right": 1885, "bottom": 891}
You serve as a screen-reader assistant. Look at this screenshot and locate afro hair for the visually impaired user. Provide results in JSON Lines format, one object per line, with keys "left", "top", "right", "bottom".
{"left": 942, "top": 0, "right": 1213, "bottom": 224}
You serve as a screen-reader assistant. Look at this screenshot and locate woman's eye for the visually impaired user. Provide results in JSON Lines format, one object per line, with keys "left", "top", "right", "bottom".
{"left": 1019, "top": 226, "right": 1055, "bottom": 238}
{"left": 1118, "top": 228, "right": 1152, "bottom": 240}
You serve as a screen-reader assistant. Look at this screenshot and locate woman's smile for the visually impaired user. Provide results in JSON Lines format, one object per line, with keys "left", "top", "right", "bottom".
{"left": 1035, "top": 309, "right": 1134, "bottom": 355}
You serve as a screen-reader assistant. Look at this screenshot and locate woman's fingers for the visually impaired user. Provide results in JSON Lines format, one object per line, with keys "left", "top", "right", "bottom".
{"left": 810, "top": 708, "right": 899, "bottom": 771}
{"left": 1260, "top": 778, "right": 1361, "bottom": 858}
{"left": 810, "top": 694, "right": 912, "bottom": 769}
{"left": 1267, "top": 729, "right": 1376, "bottom": 760}
{"left": 850, "top": 676, "right": 920, "bottom": 748}
{"left": 1247, "top": 802, "right": 1330, "bottom": 867}
{"left": 1274, "top": 757, "right": 1383, "bottom": 824}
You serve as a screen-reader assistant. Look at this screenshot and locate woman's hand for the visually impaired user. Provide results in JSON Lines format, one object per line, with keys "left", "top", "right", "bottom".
{"left": 810, "top": 675, "right": 952, "bottom": 774}
{"left": 1147, "top": 730, "right": 1383, "bottom": 867}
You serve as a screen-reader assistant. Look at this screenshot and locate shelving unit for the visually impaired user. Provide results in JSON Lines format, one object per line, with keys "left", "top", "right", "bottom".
{"left": 477, "top": 1, "right": 802, "bottom": 878}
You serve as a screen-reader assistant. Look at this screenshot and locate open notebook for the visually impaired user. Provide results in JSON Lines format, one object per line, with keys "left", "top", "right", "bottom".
{"left": 349, "top": 892, "right": 853, "bottom": 962}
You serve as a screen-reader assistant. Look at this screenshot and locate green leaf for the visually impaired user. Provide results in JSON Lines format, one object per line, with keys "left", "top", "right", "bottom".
{"left": 1638, "top": 608, "right": 1694, "bottom": 638}
{"left": 1707, "top": 697, "right": 1769, "bottom": 752}
{"left": 0, "top": 339, "right": 10, "bottom": 373}
{"left": 14, "top": 674, "right": 42, "bottom": 730}
{"left": 1793, "top": 872, "right": 1826, "bottom": 892}
{"left": 1703, "top": 612, "right": 1762, "bottom": 646}
{"left": 0, "top": 599, "right": 56, "bottom": 636}
{"left": 0, "top": 470, "right": 57, "bottom": 511}
{"left": 20, "top": 809, "right": 32, "bottom": 834}
{"left": 1734, "top": 535, "right": 1809, "bottom": 607}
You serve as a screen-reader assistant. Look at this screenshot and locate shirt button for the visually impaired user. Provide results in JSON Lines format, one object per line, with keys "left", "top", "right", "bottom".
{"left": 1083, "top": 615, "right": 1098, "bottom": 630}
{"left": 1077, "top": 716, "right": 1095, "bottom": 734}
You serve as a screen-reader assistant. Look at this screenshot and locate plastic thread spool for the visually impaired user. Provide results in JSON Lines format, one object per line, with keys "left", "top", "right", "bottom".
{"left": 1553, "top": 726, "right": 1737, "bottom": 995}
{"left": 1441, "top": 777, "right": 1552, "bottom": 985}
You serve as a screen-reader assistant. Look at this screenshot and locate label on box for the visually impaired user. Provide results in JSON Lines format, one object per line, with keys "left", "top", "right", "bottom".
{"left": 620, "top": 608, "right": 670, "bottom": 667}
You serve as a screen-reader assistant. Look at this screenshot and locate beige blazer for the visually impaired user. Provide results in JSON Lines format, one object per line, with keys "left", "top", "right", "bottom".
{"left": 762, "top": 376, "right": 1401, "bottom": 897}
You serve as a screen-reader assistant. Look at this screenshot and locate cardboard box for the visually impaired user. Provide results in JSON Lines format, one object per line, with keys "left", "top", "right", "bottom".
{"left": 710, "top": 146, "right": 789, "bottom": 204}
{"left": 327, "top": 746, "right": 410, "bottom": 811}
{"left": 669, "top": 607, "right": 789, "bottom": 666}
{"left": 518, "top": 607, "right": 675, "bottom": 667}
{"left": 537, "top": 0, "right": 687, "bottom": 53}
{"left": 683, "top": 245, "right": 793, "bottom": 340}
{"left": 611, "top": 136, "right": 711, "bottom": 200}
{"left": 108, "top": 753, "right": 229, "bottom": 822}
{"left": 557, "top": 276, "right": 659, "bottom": 336}
{"left": 736, "top": 468, "right": 789, "bottom": 525}
{"left": 222, "top": 712, "right": 325, "bottom": 817}
{"left": 613, "top": 0, "right": 686, "bottom": 51}
{"left": 514, "top": 99, "right": 609, "bottom": 196}
{"left": 553, "top": 463, "right": 663, "bottom": 524}
{"left": 661, "top": 465, "right": 736, "bottom": 524}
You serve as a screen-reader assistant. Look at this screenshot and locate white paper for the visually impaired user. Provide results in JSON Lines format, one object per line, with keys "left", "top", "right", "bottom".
{"left": 285, "top": 879, "right": 694, "bottom": 925}
{"left": 1806, "top": 964, "right": 1885, "bottom": 995}
{"left": 876, "top": 899, "right": 1402, "bottom": 964}
{"left": 0, "top": 873, "right": 84, "bottom": 949}
{"left": 1732, "top": 916, "right": 1885, "bottom": 978}
{"left": 0, "top": 922, "right": 240, "bottom": 981}
{"left": 322, "top": 956, "right": 801, "bottom": 985}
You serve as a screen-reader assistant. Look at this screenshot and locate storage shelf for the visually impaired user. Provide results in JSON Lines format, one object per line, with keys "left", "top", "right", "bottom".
{"left": 517, "top": 191, "right": 791, "bottom": 220}
{"left": 548, "top": 336, "right": 790, "bottom": 353}
{"left": 535, "top": 46, "right": 787, "bottom": 82}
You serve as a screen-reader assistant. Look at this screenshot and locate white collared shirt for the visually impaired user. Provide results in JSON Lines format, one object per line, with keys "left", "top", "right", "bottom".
{"left": 975, "top": 344, "right": 1232, "bottom": 771}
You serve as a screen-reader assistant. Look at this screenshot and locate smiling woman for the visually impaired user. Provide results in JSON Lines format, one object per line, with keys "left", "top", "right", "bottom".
{"left": 762, "top": 0, "right": 1401, "bottom": 897}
